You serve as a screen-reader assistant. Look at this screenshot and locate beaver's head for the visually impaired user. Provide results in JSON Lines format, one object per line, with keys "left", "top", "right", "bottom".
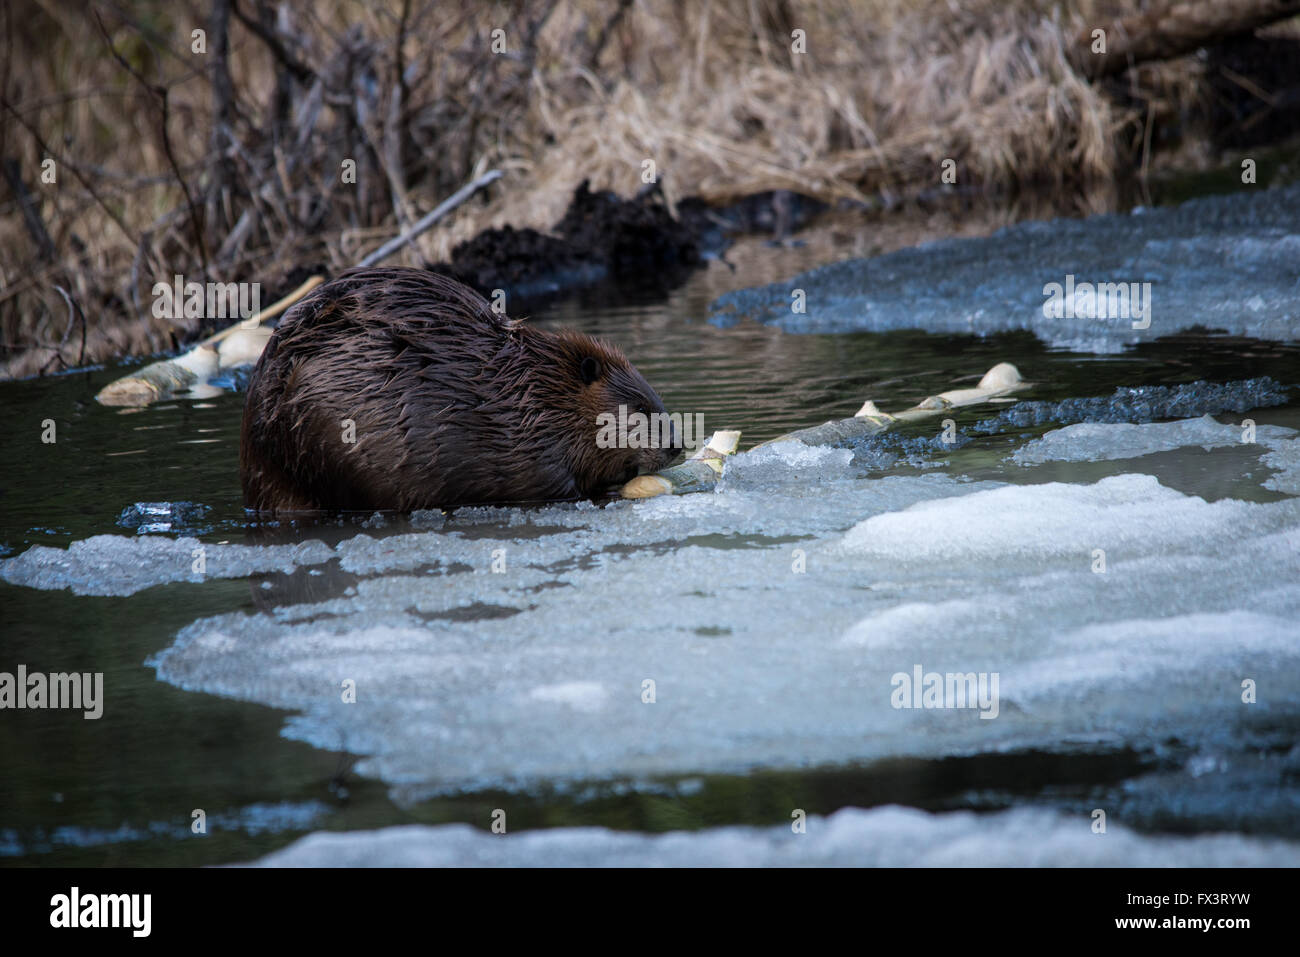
{"left": 545, "top": 330, "right": 681, "bottom": 495}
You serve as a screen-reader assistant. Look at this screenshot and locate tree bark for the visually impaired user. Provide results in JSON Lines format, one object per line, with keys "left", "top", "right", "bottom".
{"left": 1071, "top": 0, "right": 1300, "bottom": 79}
{"left": 208, "top": 0, "right": 237, "bottom": 255}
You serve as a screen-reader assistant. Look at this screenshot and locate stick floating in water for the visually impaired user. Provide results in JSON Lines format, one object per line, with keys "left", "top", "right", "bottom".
{"left": 752, "top": 361, "right": 1027, "bottom": 451}
{"left": 95, "top": 275, "right": 323, "bottom": 407}
{"left": 620, "top": 430, "right": 742, "bottom": 498}
{"left": 621, "top": 362, "right": 1027, "bottom": 500}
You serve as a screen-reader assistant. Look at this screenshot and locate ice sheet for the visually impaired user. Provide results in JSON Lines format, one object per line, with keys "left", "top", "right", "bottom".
{"left": 0, "top": 534, "right": 333, "bottom": 596}
{"left": 7, "top": 427, "right": 1298, "bottom": 826}
{"left": 1262, "top": 439, "right": 1300, "bottom": 495}
{"left": 127, "top": 461, "right": 1300, "bottom": 803}
{"left": 246, "top": 804, "right": 1300, "bottom": 867}
{"left": 711, "top": 185, "right": 1300, "bottom": 351}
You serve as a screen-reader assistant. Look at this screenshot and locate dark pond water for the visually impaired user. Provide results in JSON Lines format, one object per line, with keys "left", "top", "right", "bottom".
{"left": 2, "top": 231, "right": 1298, "bottom": 865}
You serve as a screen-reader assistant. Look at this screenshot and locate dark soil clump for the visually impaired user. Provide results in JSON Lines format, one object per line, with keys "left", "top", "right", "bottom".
{"left": 434, "top": 180, "right": 705, "bottom": 302}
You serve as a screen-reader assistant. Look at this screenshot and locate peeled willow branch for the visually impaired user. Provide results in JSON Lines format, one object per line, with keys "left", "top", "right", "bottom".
{"left": 750, "top": 362, "right": 1027, "bottom": 451}
{"left": 355, "top": 168, "right": 503, "bottom": 268}
{"left": 95, "top": 169, "right": 503, "bottom": 407}
{"left": 94, "top": 275, "right": 323, "bottom": 407}
{"left": 620, "top": 430, "right": 743, "bottom": 498}
{"left": 620, "top": 363, "right": 1028, "bottom": 500}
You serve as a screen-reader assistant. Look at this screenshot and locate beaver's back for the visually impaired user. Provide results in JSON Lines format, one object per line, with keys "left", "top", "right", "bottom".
{"left": 240, "top": 269, "right": 580, "bottom": 512}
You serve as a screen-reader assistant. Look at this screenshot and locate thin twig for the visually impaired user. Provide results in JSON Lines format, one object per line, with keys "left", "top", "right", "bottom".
{"left": 0, "top": 94, "right": 140, "bottom": 248}
{"left": 52, "top": 285, "right": 88, "bottom": 367}
{"left": 93, "top": 9, "right": 211, "bottom": 272}
{"left": 231, "top": 0, "right": 317, "bottom": 83}
{"left": 357, "top": 168, "right": 503, "bottom": 268}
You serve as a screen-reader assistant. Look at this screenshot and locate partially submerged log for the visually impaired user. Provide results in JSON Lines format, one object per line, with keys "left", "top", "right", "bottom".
{"left": 1070, "top": 0, "right": 1300, "bottom": 80}
{"left": 620, "top": 362, "right": 1028, "bottom": 500}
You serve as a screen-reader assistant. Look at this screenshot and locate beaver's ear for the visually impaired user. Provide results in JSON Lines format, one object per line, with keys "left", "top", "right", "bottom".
{"left": 579, "top": 355, "right": 603, "bottom": 385}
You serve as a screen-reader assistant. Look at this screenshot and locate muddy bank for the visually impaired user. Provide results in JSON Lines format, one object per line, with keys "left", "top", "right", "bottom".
{"left": 10, "top": 0, "right": 1300, "bottom": 382}
{"left": 427, "top": 181, "right": 830, "bottom": 306}
{"left": 243, "top": 182, "right": 824, "bottom": 323}
{"left": 433, "top": 181, "right": 704, "bottom": 303}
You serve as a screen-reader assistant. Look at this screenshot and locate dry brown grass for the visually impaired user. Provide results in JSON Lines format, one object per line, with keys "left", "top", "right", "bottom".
{"left": 0, "top": 0, "right": 1238, "bottom": 378}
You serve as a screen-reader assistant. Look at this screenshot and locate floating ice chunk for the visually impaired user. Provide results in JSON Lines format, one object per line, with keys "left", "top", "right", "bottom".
{"left": 116, "top": 501, "right": 212, "bottom": 535}
{"left": 721, "top": 439, "right": 856, "bottom": 490}
{"left": 245, "top": 804, "right": 1300, "bottom": 867}
{"left": 136, "top": 469, "right": 1300, "bottom": 802}
{"left": 0, "top": 534, "right": 333, "bottom": 597}
{"left": 1, "top": 800, "right": 330, "bottom": 857}
{"left": 838, "top": 473, "right": 1272, "bottom": 566}
{"left": 1012, "top": 414, "right": 1297, "bottom": 465}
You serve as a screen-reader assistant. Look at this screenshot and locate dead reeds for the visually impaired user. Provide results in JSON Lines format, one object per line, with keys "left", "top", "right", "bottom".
{"left": 0, "top": 0, "right": 1290, "bottom": 378}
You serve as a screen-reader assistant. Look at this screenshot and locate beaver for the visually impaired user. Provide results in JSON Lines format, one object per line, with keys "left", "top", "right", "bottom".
{"left": 240, "top": 268, "right": 679, "bottom": 512}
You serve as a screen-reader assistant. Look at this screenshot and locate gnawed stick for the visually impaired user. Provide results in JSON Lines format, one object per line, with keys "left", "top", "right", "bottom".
{"left": 750, "top": 361, "right": 1027, "bottom": 451}
{"left": 95, "top": 169, "right": 503, "bottom": 407}
{"left": 620, "top": 363, "right": 1027, "bottom": 500}
{"left": 355, "top": 169, "right": 502, "bottom": 268}
{"left": 94, "top": 275, "right": 323, "bottom": 406}
{"left": 620, "top": 430, "right": 742, "bottom": 498}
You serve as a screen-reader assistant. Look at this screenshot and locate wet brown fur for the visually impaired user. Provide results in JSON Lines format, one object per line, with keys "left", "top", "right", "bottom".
{"left": 240, "top": 268, "right": 677, "bottom": 512}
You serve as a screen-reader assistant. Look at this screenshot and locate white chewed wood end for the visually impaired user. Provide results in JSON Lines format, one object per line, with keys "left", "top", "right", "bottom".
{"left": 619, "top": 430, "right": 741, "bottom": 499}
{"left": 620, "top": 474, "right": 674, "bottom": 499}
{"left": 622, "top": 362, "right": 1026, "bottom": 500}
{"left": 979, "top": 362, "right": 1024, "bottom": 391}
{"left": 95, "top": 347, "right": 221, "bottom": 407}
{"left": 216, "top": 325, "right": 273, "bottom": 369}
